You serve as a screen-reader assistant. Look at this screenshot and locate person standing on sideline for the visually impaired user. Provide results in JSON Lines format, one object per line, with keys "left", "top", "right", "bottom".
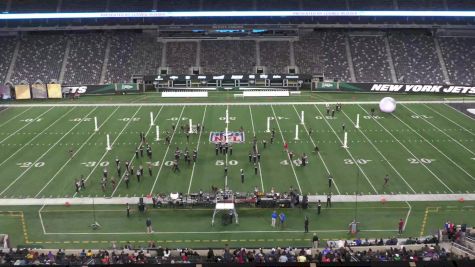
{"left": 279, "top": 212, "right": 286, "bottom": 229}
{"left": 312, "top": 233, "right": 319, "bottom": 249}
{"left": 126, "top": 203, "right": 130, "bottom": 217}
{"left": 398, "top": 218, "right": 404, "bottom": 234}
{"left": 317, "top": 200, "right": 322, "bottom": 215}
{"left": 240, "top": 169, "right": 244, "bottom": 184}
{"left": 146, "top": 217, "right": 153, "bottom": 233}
{"left": 384, "top": 174, "right": 390, "bottom": 187}
{"left": 326, "top": 193, "right": 331, "bottom": 208}
{"left": 304, "top": 216, "right": 309, "bottom": 233}
{"left": 328, "top": 175, "right": 333, "bottom": 189}
{"left": 271, "top": 210, "right": 277, "bottom": 227}
{"left": 254, "top": 163, "right": 258, "bottom": 175}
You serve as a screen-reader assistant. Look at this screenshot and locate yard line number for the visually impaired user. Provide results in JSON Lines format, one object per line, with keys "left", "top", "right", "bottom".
{"left": 20, "top": 118, "right": 42, "bottom": 122}
{"left": 411, "top": 115, "right": 433, "bottom": 119}
{"left": 280, "top": 159, "right": 305, "bottom": 167}
{"left": 69, "top": 118, "right": 92, "bottom": 122}
{"left": 407, "top": 158, "right": 435, "bottom": 164}
{"left": 344, "top": 159, "right": 372, "bottom": 165}
{"left": 17, "top": 162, "right": 45, "bottom": 168}
{"left": 216, "top": 160, "right": 239, "bottom": 166}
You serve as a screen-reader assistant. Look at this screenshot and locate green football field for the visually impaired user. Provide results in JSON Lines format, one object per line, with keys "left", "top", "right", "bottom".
{"left": 0, "top": 93, "right": 474, "bottom": 248}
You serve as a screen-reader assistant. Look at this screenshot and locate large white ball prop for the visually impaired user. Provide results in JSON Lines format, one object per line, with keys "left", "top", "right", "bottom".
{"left": 379, "top": 97, "right": 397, "bottom": 113}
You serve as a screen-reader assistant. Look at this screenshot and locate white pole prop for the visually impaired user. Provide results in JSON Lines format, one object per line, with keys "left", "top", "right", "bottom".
{"left": 150, "top": 112, "right": 154, "bottom": 126}
{"left": 189, "top": 119, "right": 193, "bottom": 133}
{"left": 342, "top": 131, "right": 348, "bottom": 148}
{"left": 106, "top": 134, "right": 111, "bottom": 150}
{"left": 94, "top": 117, "right": 98, "bottom": 132}
{"left": 266, "top": 117, "right": 271, "bottom": 133}
{"left": 355, "top": 114, "right": 360, "bottom": 129}
{"left": 294, "top": 124, "right": 299, "bottom": 140}
{"left": 225, "top": 127, "right": 228, "bottom": 142}
{"left": 226, "top": 109, "right": 229, "bottom": 123}
{"left": 155, "top": 126, "right": 160, "bottom": 141}
{"left": 301, "top": 111, "right": 304, "bottom": 125}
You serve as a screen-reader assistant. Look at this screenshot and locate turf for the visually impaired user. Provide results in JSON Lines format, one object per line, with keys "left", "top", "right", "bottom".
{"left": 0, "top": 201, "right": 473, "bottom": 249}
{"left": 0, "top": 93, "right": 474, "bottom": 249}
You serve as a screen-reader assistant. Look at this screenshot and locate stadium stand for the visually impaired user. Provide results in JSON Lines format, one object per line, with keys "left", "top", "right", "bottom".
{"left": 157, "top": 0, "right": 200, "bottom": 11}
{"left": 348, "top": 0, "right": 394, "bottom": 10}
{"left": 107, "top": 0, "right": 154, "bottom": 12}
{"left": 104, "top": 32, "right": 136, "bottom": 84}
{"left": 201, "top": 40, "right": 256, "bottom": 74}
{"left": 257, "top": 0, "right": 301, "bottom": 10}
{"left": 259, "top": 41, "right": 290, "bottom": 73}
{"left": 166, "top": 42, "right": 197, "bottom": 75}
{"left": 398, "top": 0, "right": 446, "bottom": 10}
{"left": 0, "top": 241, "right": 470, "bottom": 265}
{"left": 11, "top": 34, "right": 67, "bottom": 84}
{"left": 129, "top": 35, "right": 163, "bottom": 76}
{"left": 349, "top": 35, "right": 392, "bottom": 83}
{"left": 0, "top": 37, "right": 17, "bottom": 84}
{"left": 203, "top": 0, "right": 254, "bottom": 11}
{"left": 438, "top": 37, "right": 475, "bottom": 85}
{"left": 1, "top": 31, "right": 474, "bottom": 85}
{"left": 321, "top": 31, "right": 351, "bottom": 81}
{"left": 10, "top": 0, "right": 58, "bottom": 13}
{"left": 63, "top": 33, "right": 107, "bottom": 85}
{"left": 389, "top": 31, "right": 445, "bottom": 84}
{"left": 60, "top": 0, "right": 107, "bottom": 12}
{"left": 447, "top": 0, "right": 475, "bottom": 10}
{"left": 302, "top": 0, "right": 347, "bottom": 10}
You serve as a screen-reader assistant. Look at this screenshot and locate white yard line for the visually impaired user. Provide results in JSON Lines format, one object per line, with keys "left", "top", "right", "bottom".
{"left": 314, "top": 105, "right": 378, "bottom": 194}
{"left": 404, "top": 104, "right": 475, "bottom": 156}
{"left": 2, "top": 99, "right": 475, "bottom": 108}
{"left": 341, "top": 110, "right": 416, "bottom": 194}
{"left": 0, "top": 108, "right": 74, "bottom": 168}
{"left": 38, "top": 204, "right": 47, "bottom": 234}
{"left": 424, "top": 104, "right": 475, "bottom": 137}
{"left": 0, "top": 107, "right": 54, "bottom": 145}
{"left": 43, "top": 229, "right": 398, "bottom": 235}
{"left": 270, "top": 105, "right": 302, "bottom": 194}
{"left": 187, "top": 105, "right": 207, "bottom": 194}
{"left": 248, "top": 106, "right": 265, "bottom": 192}
{"left": 0, "top": 107, "right": 32, "bottom": 128}
{"left": 0, "top": 107, "right": 96, "bottom": 197}
{"left": 403, "top": 201, "right": 412, "bottom": 231}
{"left": 396, "top": 106, "right": 475, "bottom": 181}
{"left": 357, "top": 105, "right": 455, "bottom": 193}
{"left": 291, "top": 105, "right": 341, "bottom": 195}
{"left": 35, "top": 107, "right": 120, "bottom": 198}
{"left": 225, "top": 105, "right": 229, "bottom": 188}
{"left": 111, "top": 106, "right": 165, "bottom": 197}
{"left": 72, "top": 106, "right": 143, "bottom": 198}
{"left": 149, "top": 106, "right": 186, "bottom": 194}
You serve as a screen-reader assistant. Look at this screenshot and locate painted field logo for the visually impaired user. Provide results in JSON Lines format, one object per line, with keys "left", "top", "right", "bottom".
{"left": 209, "top": 131, "right": 245, "bottom": 144}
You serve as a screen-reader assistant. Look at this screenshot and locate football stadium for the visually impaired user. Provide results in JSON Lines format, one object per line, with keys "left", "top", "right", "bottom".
{"left": 0, "top": 0, "right": 474, "bottom": 266}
